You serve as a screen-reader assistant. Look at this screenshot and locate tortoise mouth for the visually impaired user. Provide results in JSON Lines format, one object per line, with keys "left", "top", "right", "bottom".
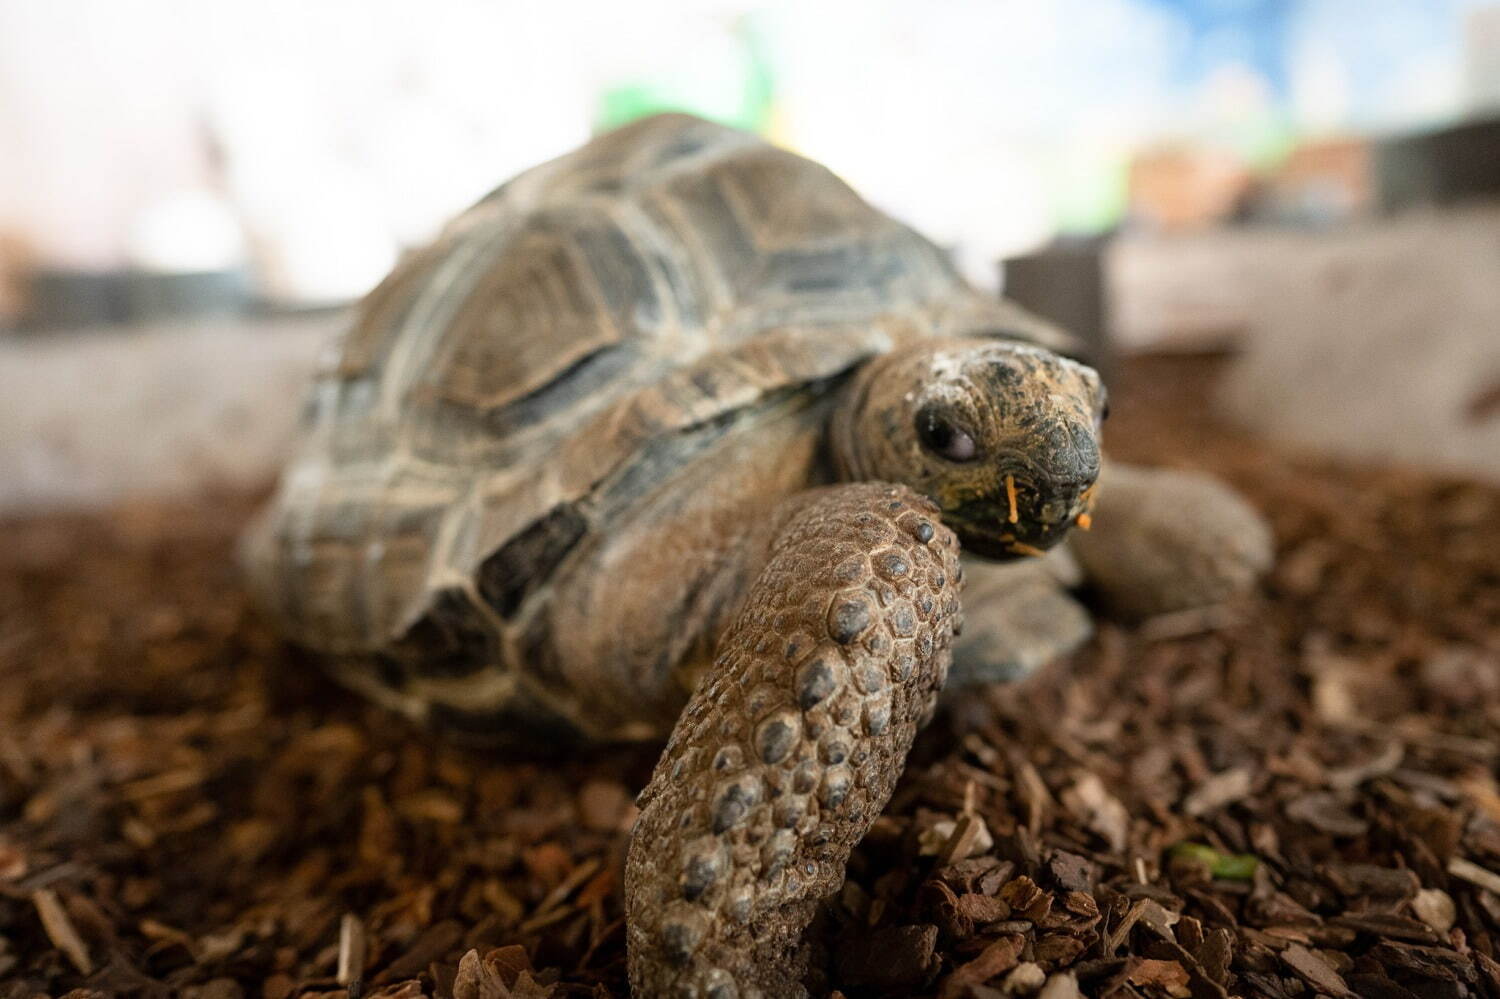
{"left": 946, "top": 478, "right": 1098, "bottom": 561}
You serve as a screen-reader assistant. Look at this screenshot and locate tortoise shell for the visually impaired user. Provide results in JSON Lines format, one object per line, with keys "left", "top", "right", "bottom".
{"left": 243, "top": 113, "right": 1073, "bottom": 735}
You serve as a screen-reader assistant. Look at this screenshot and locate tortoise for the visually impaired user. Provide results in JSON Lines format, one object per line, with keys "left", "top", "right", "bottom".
{"left": 243, "top": 113, "right": 1271, "bottom": 997}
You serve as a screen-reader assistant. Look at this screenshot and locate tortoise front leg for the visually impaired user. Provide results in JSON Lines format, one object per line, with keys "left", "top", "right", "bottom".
{"left": 946, "top": 553, "right": 1092, "bottom": 689}
{"left": 1068, "top": 461, "right": 1272, "bottom": 619}
{"left": 626, "top": 483, "right": 963, "bottom": 997}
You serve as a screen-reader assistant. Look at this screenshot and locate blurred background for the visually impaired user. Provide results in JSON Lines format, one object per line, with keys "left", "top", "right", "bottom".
{"left": 3, "top": 0, "right": 1500, "bottom": 509}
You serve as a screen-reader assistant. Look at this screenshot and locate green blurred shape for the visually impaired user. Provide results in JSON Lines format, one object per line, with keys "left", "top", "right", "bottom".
{"left": 1045, "top": 143, "right": 1131, "bottom": 237}
{"left": 1167, "top": 841, "right": 1259, "bottom": 880}
{"left": 596, "top": 84, "right": 701, "bottom": 131}
{"left": 594, "top": 15, "right": 775, "bottom": 134}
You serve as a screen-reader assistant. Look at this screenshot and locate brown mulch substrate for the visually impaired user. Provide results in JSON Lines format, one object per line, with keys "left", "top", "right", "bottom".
{"left": 2, "top": 355, "right": 1499, "bottom": 999}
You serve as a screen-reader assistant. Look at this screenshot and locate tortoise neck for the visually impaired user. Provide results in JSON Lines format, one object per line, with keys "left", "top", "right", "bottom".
{"left": 827, "top": 368, "right": 877, "bottom": 483}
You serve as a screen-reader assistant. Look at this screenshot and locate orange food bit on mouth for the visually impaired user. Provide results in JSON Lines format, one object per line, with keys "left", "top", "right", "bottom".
{"left": 1005, "top": 475, "right": 1019, "bottom": 524}
{"left": 1076, "top": 512, "right": 1093, "bottom": 531}
{"left": 1009, "top": 541, "right": 1046, "bottom": 558}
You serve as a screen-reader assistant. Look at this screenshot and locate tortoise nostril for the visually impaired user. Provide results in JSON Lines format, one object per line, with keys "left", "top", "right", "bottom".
{"left": 1027, "top": 420, "right": 1099, "bottom": 492}
{"left": 1039, "top": 498, "right": 1072, "bottom": 524}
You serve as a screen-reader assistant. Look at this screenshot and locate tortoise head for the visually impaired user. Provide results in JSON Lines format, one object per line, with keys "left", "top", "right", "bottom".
{"left": 831, "top": 338, "right": 1106, "bottom": 559}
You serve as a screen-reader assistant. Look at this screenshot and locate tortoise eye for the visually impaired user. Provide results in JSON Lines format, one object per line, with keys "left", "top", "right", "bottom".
{"left": 915, "top": 406, "right": 977, "bottom": 463}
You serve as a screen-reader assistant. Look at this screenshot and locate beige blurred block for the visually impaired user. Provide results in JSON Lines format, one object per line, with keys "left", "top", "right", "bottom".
{"left": 1108, "top": 207, "right": 1500, "bottom": 483}
{"left": 0, "top": 313, "right": 334, "bottom": 511}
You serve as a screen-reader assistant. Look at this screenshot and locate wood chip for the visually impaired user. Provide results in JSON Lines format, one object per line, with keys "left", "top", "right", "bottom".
{"left": 1410, "top": 888, "right": 1456, "bottom": 934}
{"left": 1036, "top": 973, "right": 1081, "bottom": 999}
{"left": 939, "top": 814, "right": 993, "bottom": 864}
{"left": 337, "top": 913, "right": 366, "bottom": 988}
{"left": 1061, "top": 773, "right": 1129, "bottom": 853}
{"left": 1321, "top": 862, "right": 1418, "bottom": 899}
{"left": 835, "top": 924, "right": 939, "bottom": 990}
{"left": 381, "top": 919, "right": 464, "bottom": 980}
{"left": 532, "top": 855, "right": 603, "bottom": 918}
{"left": 0, "top": 839, "right": 26, "bottom": 881}
{"left": 1125, "top": 957, "right": 1191, "bottom": 997}
{"left": 1285, "top": 792, "right": 1369, "bottom": 836}
{"left": 1447, "top": 856, "right": 1500, "bottom": 895}
{"left": 1330, "top": 912, "right": 1441, "bottom": 944}
{"left": 577, "top": 780, "right": 632, "bottom": 832}
{"left": 955, "top": 892, "right": 1011, "bottom": 924}
{"left": 33, "top": 888, "right": 93, "bottom": 975}
{"left": 1281, "top": 943, "right": 1354, "bottom": 997}
{"left": 117, "top": 767, "right": 207, "bottom": 801}
{"left": 1000, "top": 961, "right": 1045, "bottom": 994}
{"left": 941, "top": 935, "right": 1021, "bottom": 997}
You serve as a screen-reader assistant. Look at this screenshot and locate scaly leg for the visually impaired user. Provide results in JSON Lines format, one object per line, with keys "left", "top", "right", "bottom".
{"left": 946, "top": 552, "right": 1093, "bottom": 689}
{"left": 1069, "top": 462, "right": 1273, "bottom": 619}
{"left": 625, "top": 483, "right": 963, "bottom": 997}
